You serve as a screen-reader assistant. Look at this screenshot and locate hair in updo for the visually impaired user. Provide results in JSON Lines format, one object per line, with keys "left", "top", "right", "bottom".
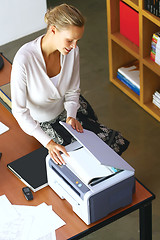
{"left": 44, "top": 3, "right": 85, "bottom": 30}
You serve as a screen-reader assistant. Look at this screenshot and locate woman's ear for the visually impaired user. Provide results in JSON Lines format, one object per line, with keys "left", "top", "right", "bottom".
{"left": 50, "top": 26, "right": 56, "bottom": 34}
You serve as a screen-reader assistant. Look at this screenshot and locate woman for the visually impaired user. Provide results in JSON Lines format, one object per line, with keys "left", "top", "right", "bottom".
{"left": 11, "top": 4, "right": 129, "bottom": 165}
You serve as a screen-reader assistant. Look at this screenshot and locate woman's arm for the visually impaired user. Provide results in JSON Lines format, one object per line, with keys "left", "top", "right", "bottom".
{"left": 11, "top": 60, "right": 52, "bottom": 147}
{"left": 64, "top": 46, "right": 80, "bottom": 119}
{"left": 11, "top": 60, "right": 69, "bottom": 165}
{"left": 64, "top": 47, "right": 83, "bottom": 132}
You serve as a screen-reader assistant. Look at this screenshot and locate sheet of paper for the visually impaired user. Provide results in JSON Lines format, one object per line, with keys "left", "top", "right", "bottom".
{"left": 0, "top": 195, "right": 32, "bottom": 240}
{"left": 14, "top": 203, "right": 65, "bottom": 238}
{"left": 0, "top": 195, "right": 65, "bottom": 240}
{"left": 13, "top": 204, "right": 57, "bottom": 240}
{"left": 0, "top": 121, "right": 9, "bottom": 135}
{"left": 0, "top": 195, "right": 18, "bottom": 223}
{"left": 63, "top": 147, "right": 114, "bottom": 185}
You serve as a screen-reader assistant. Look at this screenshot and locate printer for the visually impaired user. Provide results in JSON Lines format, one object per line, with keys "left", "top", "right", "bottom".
{"left": 46, "top": 122, "right": 135, "bottom": 225}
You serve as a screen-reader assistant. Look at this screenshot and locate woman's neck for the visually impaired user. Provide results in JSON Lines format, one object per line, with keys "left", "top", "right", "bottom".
{"left": 41, "top": 32, "right": 58, "bottom": 58}
{"left": 41, "top": 33, "right": 61, "bottom": 77}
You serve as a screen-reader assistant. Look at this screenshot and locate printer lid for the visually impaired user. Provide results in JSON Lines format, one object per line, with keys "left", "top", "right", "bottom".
{"left": 60, "top": 122, "right": 134, "bottom": 172}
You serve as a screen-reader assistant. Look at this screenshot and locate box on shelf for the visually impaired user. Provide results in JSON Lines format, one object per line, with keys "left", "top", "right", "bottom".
{"left": 120, "top": 1, "right": 139, "bottom": 46}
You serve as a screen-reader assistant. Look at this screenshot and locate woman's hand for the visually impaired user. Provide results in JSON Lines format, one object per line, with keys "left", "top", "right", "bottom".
{"left": 66, "top": 117, "right": 83, "bottom": 132}
{"left": 46, "top": 140, "right": 69, "bottom": 165}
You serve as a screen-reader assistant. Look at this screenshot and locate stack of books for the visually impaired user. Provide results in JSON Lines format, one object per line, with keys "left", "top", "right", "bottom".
{"left": 117, "top": 60, "right": 140, "bottom": 96}
{"left": 153, "top": 90, "right": 160, "bottom": 109}
{"left": 150, "top": 31, "right": 160, "bottom": 65}
{"left": 144, "top": 0, "right": 160, "bottom": 17}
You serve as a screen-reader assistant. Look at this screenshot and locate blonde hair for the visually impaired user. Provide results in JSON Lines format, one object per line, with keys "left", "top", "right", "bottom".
{"left": 44, "top": 3, "right": 85, "bottom": 30}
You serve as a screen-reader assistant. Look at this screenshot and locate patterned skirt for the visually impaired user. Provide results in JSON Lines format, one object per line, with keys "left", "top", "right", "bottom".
{"left": 40, "top": 95, "right": 129, "bottom": 156}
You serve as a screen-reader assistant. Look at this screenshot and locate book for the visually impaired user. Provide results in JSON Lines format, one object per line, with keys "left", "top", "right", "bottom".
{"left": 147, "top": 0, "right": 151, "bottom": 11}
{"left": 155, "top": 0, "right": 159, "bottom": 16}
{"left": 144, "top": 0, "right": 150, "bottom": 11}
{"left": 151, "top": 32, "right": 160, "bottom": 65}
{"left": 0, "top": 82, "right": 12, "bottom": 109}
{"left": 154, "top": 89, "right": 160, "bottom": 98}
{"left": 152, "top": 90, "right": 160, "bottom": 109}
{"left": 120, "top": 1, "right": 139, "bottom": 46}
{"left": 151, "top": 50, "right": 156, "bottom": 61}
{"left": 153, "top": 98, "right": 160, "bottom": 108}
{"left": 117, "top": 72, "right": 140, "bottom": 95}
{"left": 150, "top": 0, "right": 154, "bottom": 13}
{"left": 61, "top": 147, "right": 120, "bottom": 186}
{"left": 153, "top": 95, "right": 160, "bottom": 104}
{"left": 7, "top": 147, "right": 48, "bottom": 192}
{"left": 150, "top": 32, "right": 159, "bottom": 62}
{"left": 145, "top": 0, "right": 160, "bottom": 17}
{"left": 151, "top": 41, "right": 157, "bottom": 52}
{"left": 117, "top": 61, "right": 140, "bottom": 95}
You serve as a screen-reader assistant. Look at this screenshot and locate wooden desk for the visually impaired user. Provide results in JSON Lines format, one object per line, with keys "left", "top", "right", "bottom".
{"left": 0, "top": 55, "right": 155, "bottom": 240}
{"left": 0, "top": 103, "right": 155, "bottom": 240}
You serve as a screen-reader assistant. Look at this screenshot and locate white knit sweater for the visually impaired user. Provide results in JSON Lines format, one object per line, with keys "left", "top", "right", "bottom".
{"left": 11, "top": 35, "right": 80, "bottom": 147}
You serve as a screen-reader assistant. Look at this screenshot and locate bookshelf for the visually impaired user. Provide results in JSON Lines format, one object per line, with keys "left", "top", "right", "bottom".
{"left": 106, "top": 0, "right": 160, "bottom": 122}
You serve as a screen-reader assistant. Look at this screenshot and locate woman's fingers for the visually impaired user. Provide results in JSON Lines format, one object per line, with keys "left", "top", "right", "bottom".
{"left": 50, "top": 150, "right": 63, "bottom": 165}
{"left": 75, "top": 121, "right": 83, "bottom": 132}
{"left": 66, "top": 117, "right": 83, "bottom": 133}
{"left": 46, "top": 140, "right": 69, "bottom": 165}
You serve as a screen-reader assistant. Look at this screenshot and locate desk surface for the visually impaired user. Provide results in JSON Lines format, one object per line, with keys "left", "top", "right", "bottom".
{"left": 0, "top": 55, "right": 155, "bottom": 240}
{"left": 0, "top": 102, "right": 155, "bottom": 240}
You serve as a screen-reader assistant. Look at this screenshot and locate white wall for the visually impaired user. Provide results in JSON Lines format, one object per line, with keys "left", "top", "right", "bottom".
{"left": 0, "top": 0, "right": 47, "bottom": 46}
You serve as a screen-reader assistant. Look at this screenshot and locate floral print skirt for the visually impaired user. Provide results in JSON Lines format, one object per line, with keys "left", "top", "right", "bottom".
{"left": 40, "top": 95, "right": 129, "bottom": 156}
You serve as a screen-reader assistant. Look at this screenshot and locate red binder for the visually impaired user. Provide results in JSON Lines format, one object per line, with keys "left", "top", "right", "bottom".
{"left": 120, "top": 1, "right": 139, "bottom": 47}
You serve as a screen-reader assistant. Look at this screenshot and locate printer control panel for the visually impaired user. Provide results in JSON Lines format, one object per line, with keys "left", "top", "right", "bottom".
{"left": 49, "top": 159, "right": 90, "bottom": 199}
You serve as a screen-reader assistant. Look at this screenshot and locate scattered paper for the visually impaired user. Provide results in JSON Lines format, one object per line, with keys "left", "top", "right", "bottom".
{"left": 0, "top": 195, "right": 65, "bottom": 240}
{"left": 0, "top": 122, "right": 9, "bottom": 135}
{"left": 0, "top": 195, "right": 32, "bottom": 240}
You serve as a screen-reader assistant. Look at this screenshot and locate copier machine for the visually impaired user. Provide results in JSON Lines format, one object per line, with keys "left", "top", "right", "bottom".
{"left": 46, "top": 122, "right": 135, "bottom": 225}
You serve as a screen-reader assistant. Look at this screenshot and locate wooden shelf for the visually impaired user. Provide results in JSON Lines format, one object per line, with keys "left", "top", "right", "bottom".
{"left": 111, "top": 32, "right": 139, "bottom": 58}
{"left": 143, "top": 102, "right": 160, "bottom": 121}
{"left": 122, "top": 0, "right": 139, "bottom": 10}
{"left": 142, "top": 9, "right": 160, "bottom": 27}
{"left": 143, "top": 57, "right": 160, "bottom": 76}
{"left": 112, "top": 78, "right": 140, "bottom": 104}
{"left": 107, "top": 0, "right": 160, "bottom": 122}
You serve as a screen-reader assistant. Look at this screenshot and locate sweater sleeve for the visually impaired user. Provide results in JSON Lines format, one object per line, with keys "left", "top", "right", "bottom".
{"left": 11, "top": 60, "right": 52, "bottom": 147}
{"left": 64, "top": 46, "right": 81, "bottom": 119}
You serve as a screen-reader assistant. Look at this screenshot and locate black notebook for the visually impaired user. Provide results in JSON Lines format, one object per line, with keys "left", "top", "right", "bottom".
{"left": 7, "top": 147, "right": 48, "bottom": 192}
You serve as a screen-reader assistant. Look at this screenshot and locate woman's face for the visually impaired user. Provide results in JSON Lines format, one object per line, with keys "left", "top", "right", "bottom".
{"left": 53, "top": 25, "right": 84, "bottom": 55}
